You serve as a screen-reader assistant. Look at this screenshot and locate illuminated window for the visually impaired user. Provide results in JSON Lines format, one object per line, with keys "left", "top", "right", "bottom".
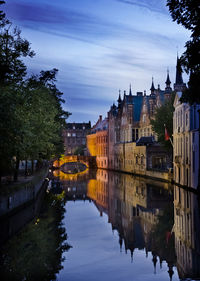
{"left": 67, "top": 133, "right": 71, "bottom": 137}
{"left": 72, "top": 133, "right": 76, "bottom": 137}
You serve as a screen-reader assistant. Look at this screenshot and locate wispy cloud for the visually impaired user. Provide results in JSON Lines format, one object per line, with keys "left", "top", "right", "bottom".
{"left": 116, "top": 0, "right": 168, "bottom": 14}
{"left": 3, "top": 0, "right": 189, "bottom": 122}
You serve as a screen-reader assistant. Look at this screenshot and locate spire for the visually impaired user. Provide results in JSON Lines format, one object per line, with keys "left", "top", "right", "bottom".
{"left": 152, "top": 253, "right": 157, "bottom": 274}
{"left": 118, "top": 90, "right": 122, "bottom": 103}
{"left": 123, "top": 90, "right": 126, "bottom": 101}
{"left": 165, "top": 69, "right": 171, "bottom": 87}
{"left": 129, "top": 84, "right": 132, "bottom": 96}
{"left": 168, "top": 263, "right": 174, "bottom": 281}
{"left": 150, "top": 77, "right": 155, "bottom": 92}
{"left": 175, "top": 55, "right": 183, "bottom": 84}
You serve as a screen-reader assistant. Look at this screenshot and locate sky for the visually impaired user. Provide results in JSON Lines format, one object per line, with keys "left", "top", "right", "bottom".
{"left": 4, "top": 0, "right": 190, "bottom": 124}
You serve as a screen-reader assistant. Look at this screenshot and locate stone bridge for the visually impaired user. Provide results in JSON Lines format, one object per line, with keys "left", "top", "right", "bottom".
{"left": 53, "top": 155, "right": 97, "bottom": 169}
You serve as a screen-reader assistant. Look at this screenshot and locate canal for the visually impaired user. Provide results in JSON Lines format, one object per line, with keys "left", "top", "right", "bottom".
{"left": 0, "top": 169, "right": 200, "bottom": 281}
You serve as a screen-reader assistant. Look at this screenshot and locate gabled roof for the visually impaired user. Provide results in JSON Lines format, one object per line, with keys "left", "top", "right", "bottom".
{"left": 136, "top": 136, "right": 155, "bottom": 146}
{"left": 92, "top": 117, "right": 108, "bottom": 132}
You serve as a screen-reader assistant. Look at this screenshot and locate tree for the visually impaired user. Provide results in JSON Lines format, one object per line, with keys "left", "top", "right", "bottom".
{"left": 0, "top": 4, "right": 70, "bottom": 183}
{"left": 151, "top": 93, "right": 175, "bottom": 149}
{"left": 0, "top": 24, "right": 35, "bottom": 86}
{"left": 0, "top": 1, "right": 5, "bottom": 22}
{"left": 167, "top": 0, "right": 200, "bottom": 104}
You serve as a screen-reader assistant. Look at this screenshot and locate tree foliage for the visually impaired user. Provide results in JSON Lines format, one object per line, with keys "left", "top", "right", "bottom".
{"left": 0, "top": 3, "right": 70, "bottom": 182}
{"left": 167, "top": 0, "right": 200, "bottom": 104}
{"left": 151, "top": 94, "right": 175, "bottom": 149}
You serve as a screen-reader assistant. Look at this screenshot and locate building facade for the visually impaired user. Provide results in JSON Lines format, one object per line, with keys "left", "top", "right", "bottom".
{"left": 173, "top": 92, "right": 200, "bottom": 188}
{"left": 87, "top": 115, "right": 108, "bottom": 169}
{"left": 63, "top": 122, "right": 91, "bottom": 155}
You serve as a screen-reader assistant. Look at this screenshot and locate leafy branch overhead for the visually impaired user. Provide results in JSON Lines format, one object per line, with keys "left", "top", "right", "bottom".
{"left": 167, "top": 0, "right": 200, "bottom": 104}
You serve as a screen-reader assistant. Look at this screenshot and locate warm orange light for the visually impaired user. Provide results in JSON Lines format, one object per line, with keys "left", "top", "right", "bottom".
{"left": 53, "top": 155, "right": 89, "bottom": 168}
{"left": 53, "top": 168, "right": 89, "bottom": 180}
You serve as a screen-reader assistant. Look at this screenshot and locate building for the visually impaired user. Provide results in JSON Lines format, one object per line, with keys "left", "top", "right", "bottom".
{"left": 173, "top": 92, "right": 200, "bottom": 188}
{"left": 87, "top": 115, "right": 109, "bottom": 169}
{"left": 172, "top": 55, "right": 199, "bottom": 189}
{"left": 63, "top": 122, "right": 91, "bottom": 155}
{"left": 105, "top": 68, "right": 175, "bottom": 180}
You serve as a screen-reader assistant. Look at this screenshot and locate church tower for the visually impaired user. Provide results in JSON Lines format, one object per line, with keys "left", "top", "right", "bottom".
{"left": 174, "top": 55, "right": 186, "bottom": 92}
{"left": 165, "top": 70, "right": 172, "bottom": 99}
{"left": 150, "top": 77, "right": 156, "bottom": 96}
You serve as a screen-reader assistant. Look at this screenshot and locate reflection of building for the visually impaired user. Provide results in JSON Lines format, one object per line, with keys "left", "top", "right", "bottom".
{"left": 87, "top": 169, "right": 175, "bottom": 276}
{"left": 56, "top": 169, "right": 95, "bottom": 201}
{"left": 174, "top": 186, "right": 200, "bottom": 279}
{"left": 63, "top": 122, "right": 91, "bottom": 155}
{"left": 87, "top": 169, "right": 108, "bottom": 213}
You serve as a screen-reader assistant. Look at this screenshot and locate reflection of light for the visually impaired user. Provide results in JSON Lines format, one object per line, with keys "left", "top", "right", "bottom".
{"left": 53, "top": 168, "right": 89, "bottom": 180}
{"left": 53, "top": 155, "right": 89, "bottom": 168}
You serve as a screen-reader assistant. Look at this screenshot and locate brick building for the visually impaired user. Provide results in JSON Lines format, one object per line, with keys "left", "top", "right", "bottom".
{"left": 63, "top": 122, "right": 91, "bottom": 155}
{"left": 87, "top": 115, "right": 108, "bottom": 169}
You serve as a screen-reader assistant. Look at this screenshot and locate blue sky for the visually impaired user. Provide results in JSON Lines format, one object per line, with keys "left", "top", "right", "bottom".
{"left": 4, "top": 0, "right": 190, "bottom": 124}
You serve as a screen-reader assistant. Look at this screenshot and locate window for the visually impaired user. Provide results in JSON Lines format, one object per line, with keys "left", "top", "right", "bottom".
{"left": 186, "top": 113, "right": 188, "bottom": 127}
{"left": 193, "top": 151, "right": 195, "bottom": 173}
{"left": 72, "top": 133, "right": 76, "bottom": 137}
{"left": 136, "top": 129, "right": 138, "bottom": 140}
{"left": 73, "top": 126, "right": 75, "bottom": 130}
{"left": 83, "top": 126, "right": 85, "bottom": 130}
{"left": 67, "top": 133, "right": 71, "bottom": 137}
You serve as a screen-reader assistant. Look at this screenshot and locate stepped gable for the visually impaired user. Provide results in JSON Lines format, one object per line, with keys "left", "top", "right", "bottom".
{"left": 91, "top": 115, "right": 108, "bottom": 133}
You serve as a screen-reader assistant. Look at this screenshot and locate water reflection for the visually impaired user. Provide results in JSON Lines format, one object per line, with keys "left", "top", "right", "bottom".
{"left": 174, "top": 186, "right": 200, "bottom": 279}
{"left": 0, "top": 192, "right": 70, "bottom": 281}
{"left": 87, "top": 170, "right": 176, "bottom": 278}
{"left": 1, "top": 169, "right": 200, "bottom": 281}
{"left": 61, "top": 169, "right": 200, "bottom": 280}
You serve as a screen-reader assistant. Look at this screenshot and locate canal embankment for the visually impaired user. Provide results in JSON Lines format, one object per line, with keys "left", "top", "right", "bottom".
{"left": 0, "top": 167, "right": 49, "bottom": 219}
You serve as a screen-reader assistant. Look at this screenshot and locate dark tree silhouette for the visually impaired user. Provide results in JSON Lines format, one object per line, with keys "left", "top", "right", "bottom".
{"left": 167, "top": 0, "right": 200, "bottom": 104}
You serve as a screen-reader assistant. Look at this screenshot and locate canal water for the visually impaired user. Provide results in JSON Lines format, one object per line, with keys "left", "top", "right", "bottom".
{"left": 0, "top": 169, "right": 200, "bottom": 281}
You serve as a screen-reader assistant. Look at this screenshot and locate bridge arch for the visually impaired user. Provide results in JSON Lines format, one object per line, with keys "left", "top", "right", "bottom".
{"left": 53, "top": 155, "right": 97, "bottom": 169}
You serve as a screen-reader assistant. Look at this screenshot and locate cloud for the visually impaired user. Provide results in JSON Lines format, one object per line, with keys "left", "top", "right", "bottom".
{"left": 5, "top": 1, "right": 93, "bottom": 25}
{"left": 5, "top": 1, "right": 117, "bottom": 40}
{"left": 116, "top": 0, "right": 168, "bottom": 14}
